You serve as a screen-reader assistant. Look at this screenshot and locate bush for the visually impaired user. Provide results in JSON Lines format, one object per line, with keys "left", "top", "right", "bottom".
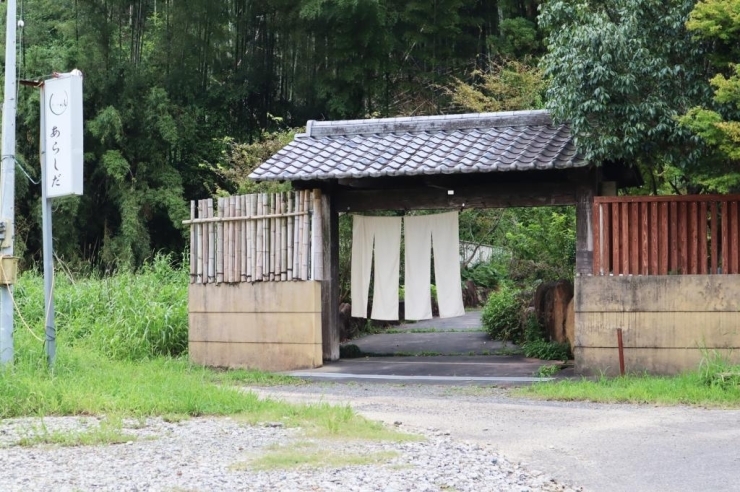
{"left": 481, "top": 285, "right": 523, "bottom": 341}
{"left": 461, "top": 262, "right": 500, "bottom": 289}
{"left": 520, "top": 311, "right": 571, "bottom": 361}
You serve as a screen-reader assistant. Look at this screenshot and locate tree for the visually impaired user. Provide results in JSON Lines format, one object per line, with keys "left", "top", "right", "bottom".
{"left": 540, "top": 0, "right": 713, "bottom": 169}
{"left": 679, "top": 0, "right": 740, "bottom": 176}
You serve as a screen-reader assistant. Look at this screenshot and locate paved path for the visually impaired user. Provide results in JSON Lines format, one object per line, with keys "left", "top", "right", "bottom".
{"left": 327, "top": 310, "right": 571, "bottom": 383}
{"left": 256, "top": 383, "right": 740, "bottom": 492}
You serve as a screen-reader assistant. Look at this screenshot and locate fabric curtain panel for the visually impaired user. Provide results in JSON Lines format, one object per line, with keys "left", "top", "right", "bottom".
{"left": 404, "top": 212, "right": 465, "bottom": 320}
{"left": 350, "top": 215, "right": 402, "bottom": 320}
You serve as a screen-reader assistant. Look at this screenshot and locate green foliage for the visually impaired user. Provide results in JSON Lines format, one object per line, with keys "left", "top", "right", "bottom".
{"left": 535, "top": 364, "right": 560, "bottom": 378}
{"left": 481, "top": 285, "right": 523, "bottom": 341}
{"left": 461, "top": 262, "right": 500, "bottom": 290}
{"left": 449, "top": 59, "right": 546, "bottom": 113}
{"left": 520, "top": 312, "right": 571, "bottom": 361}
{"left": 15, "top": 254, "right": 188, "bottom": 360}
{"left": 678, "top": 0, "right": 740, "bottom": 181}
{"left": 504, "top": 207, "right": 576, "bottom": 283}
{"left": 540, "top": 0, "right": 713, "bottom": 169}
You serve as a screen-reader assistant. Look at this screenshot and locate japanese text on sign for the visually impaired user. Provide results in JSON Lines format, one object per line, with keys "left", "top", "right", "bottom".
{"left": 44, "top": 71, "right": 84, "bottom": 198}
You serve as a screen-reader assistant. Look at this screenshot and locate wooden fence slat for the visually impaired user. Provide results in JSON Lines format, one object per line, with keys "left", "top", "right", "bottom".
{"left": 670, "top": 202, "right": 678, "bottom": 274}
{"left": 612, "top": 202, "right": 620, "bottom": 275}
{"left": 303, "top": 191, "right": 311, "bottom": 280}
{"left": 649, "top": 202, "right": 658, "bottom": 275}
{"left": 629, "top": 202, "right": 639, "bottom": 274}
{"left": 711, "top": 202, "right": 718, "bottom": 274}
{"left": 640, "top": 202, "right": 649, "bottom": 275}
{"left": 198, "top": 199, "right": 205, "bottom": 284}
{"left": 659, "top": 202, "right": 669, "bottom": 275}
{"left": 688, "top": 202, "right": 698, "bottom": 274}
{"left": 206, "top": 200, "right": 214, "bottom": 283}
{"left": 621, "top": 202, "right": 630, "bottom": 274}
{"left": 699, "top": 202, "right": 708, "bottom": 274}
{"left": 275, "top": 194, "right": 282, "bottom": 282}
{"left": 593, "top": 202, "right": 601, "bottom": 275}
{"left": 602, "top": 203, "right": 611, "bottom": 274}
{"left": 678, "top": 202, "right": 688, "bottom": 275}
{"left": 722, "top": 201, "right": 729, "bottom": 274}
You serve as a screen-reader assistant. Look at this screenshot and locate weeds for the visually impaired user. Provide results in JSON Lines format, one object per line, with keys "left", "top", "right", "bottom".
{"left": 535, "top": 364, "right": 560, "bottom": 378}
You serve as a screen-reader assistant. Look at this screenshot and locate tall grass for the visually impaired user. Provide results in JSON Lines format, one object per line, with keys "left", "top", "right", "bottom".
{"left": 14, "top": 254, "right": 188, "bottom": 361}
{"left": 0, "top": 257, "right": 407, "bottom": 441}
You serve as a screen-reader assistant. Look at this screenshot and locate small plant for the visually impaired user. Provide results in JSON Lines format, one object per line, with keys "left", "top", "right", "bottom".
{"left": 535, "top": 364, "right": 560, "bottom": 377}
{"left": 481, "top": 285, "right": 523, "bottom": 342}
{"left": 339, "top": 344, "right": 363, "bottom": 359}
{"left": 520, "top": 312, "right": 571, "bottom": 361}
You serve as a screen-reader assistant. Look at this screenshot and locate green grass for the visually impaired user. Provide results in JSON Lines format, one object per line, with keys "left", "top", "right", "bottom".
{"left": 517, "top": 354, "right": 740, "bottom": 407}
{"left": 240, "top": 448, "right": 399, "bottom": 471}
{"left": 16, "top": 416, "right": 137, "bottom": 447}
{"left": 0, "top": 258, "right": 413, "bottom": 446}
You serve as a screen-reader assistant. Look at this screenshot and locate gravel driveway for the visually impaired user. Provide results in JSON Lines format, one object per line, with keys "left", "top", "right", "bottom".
{"left": 3, "top": 382, "right": 739, "bottom": 491}
{"left": 254, "top": 383, "right": 740, "bottom": 492}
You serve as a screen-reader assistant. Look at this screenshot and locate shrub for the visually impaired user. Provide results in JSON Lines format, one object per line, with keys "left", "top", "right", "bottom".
{"left": 461, "top": 262, "right": 500, "bottom": 289}
{"left": 481, "top": 285, "right": 522, "bottom": 341}
{"left": 520, "top": 312, "right": 571, "bottom": 361}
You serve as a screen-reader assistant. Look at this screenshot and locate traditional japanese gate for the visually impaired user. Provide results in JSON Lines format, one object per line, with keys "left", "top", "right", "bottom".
{"left": 187, "top": 109, "right": 657, "bottom": 372}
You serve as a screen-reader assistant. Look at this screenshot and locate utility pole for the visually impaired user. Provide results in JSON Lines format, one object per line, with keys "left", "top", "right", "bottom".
{"left": 0, "top": 0, "right": 18, "bottom": 365}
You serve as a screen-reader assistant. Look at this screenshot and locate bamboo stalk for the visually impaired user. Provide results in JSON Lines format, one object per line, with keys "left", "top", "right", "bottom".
{"left": 199, "top": 200, "right": 207, "bottom": 284}
{"left": 231, "top": 196, "right": 237, "bottom": 282}
{"left": 256, "top": 195, "right": 264, "bottom": 281}
{"left": 293, "top": 192, "right": 301, "bottom": 280}
{"left": 280, "top": 193, "right": 287, "bottom": 281}
{"left": 234, "top": 196, "right": 241, "bottom": 282}
{"left": 275, "top": 193, "right": 283, "bottom": 281}
{"left": 270, "top": 194, "right": 276, "bottom": 281}
{"left": 203, "top": 199, "right": 209, "bottom": 283}
{"left": 311, "top": 189, "right": 324, "bottom": 280}
{"left": 224, "top": 197, "right": 231, "bottom": 283}
{"left": 207, "top": 199, "right": 215, "bottom": 283}
{"left": 287, "top": 193, "right": 294, "bottom": 281}
{"left": 217, "top": 198, "right": 224, "bottom": 284}
{"left": 251, "top": 194, "right": 258, "bottom": 281}
{"left": 190, "top": 200, "right": 198, "bottom": 284}
{"left": 262, "top": 193, "right": 269, "bottom": 281}
{"left": 302, "top": 190, "right": 310, "bottom": 280}
{"left": 241, "top": 195, "right": 247, "bottom": 281}
{"left": 246, "top": 195, "right": 252, "bottom": 282}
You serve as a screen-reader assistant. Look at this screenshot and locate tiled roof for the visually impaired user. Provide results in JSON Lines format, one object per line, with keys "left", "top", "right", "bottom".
{"left": 249, "top": 110, "right": 587, "bottom": 182}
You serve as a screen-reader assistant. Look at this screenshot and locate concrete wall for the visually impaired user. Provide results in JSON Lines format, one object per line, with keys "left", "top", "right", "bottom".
{"left": 575, "top": 275, "right": 740, "bottom": 375}
{"left": 189, "top": 281, "right": 322, "bottom": 371}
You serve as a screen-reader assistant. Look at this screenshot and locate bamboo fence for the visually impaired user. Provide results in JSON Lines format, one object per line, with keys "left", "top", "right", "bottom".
{"left": 185, "top": 190, "right": 315, "bottom": 284}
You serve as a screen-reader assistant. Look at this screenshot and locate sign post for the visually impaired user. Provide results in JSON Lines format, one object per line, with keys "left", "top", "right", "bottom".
{"left": 40, "top": 71, "right": 83, "bottom": 367}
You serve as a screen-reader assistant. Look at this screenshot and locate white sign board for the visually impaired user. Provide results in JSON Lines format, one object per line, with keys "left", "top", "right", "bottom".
{"left": 44, "top": 71, "right": 84, "bottom": 198}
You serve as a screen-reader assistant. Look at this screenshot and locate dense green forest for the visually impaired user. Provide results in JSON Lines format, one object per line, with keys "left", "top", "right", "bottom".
{"left": 0, "top": 0, "right": 738, "bottom": 270}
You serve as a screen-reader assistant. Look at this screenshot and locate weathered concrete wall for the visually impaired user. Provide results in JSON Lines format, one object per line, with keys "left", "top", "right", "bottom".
{"left": 189, "top": 281, "right": 322, "bottom": 371}
{"left": 575, "top": 276, "right": 740, "bottom": 375}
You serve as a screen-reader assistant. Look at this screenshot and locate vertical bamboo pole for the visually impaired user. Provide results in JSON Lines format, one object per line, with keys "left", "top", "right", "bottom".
{"left": 269, "top": 193, "right": 276, "bottom": 281}
{"left": 224, "top": 197, "right": 231, "bottom": 283}
{"left": 311, "top": 189, "right": 324, "bottom": 280}
{"left": 263, "top": 193, "right": 269, "bottom": 281}
{"left": 295, "top": 191, "right": 303, "bottom": 279}
{"left": 246, "top": 195, "right": 252, "bottom": 282}
{"left": 256, "top": 194, "right": 264, "bottom": 281}
{"left": 196, "top": 200, "right": 204, "bottom": 283}
{"left": 241, "top": 195, "right": 248, "bottom": 281}
{"left": 203, "top": 199, "right": 210, "bottom": 283}
{"left": 190, "top": 200, "right": 198, "bottom": 284}
{"left": 216, "top": 198, "right": 224, "bottom": 284}
{"left": 280, "top": 193, "right": 288, "bottom": 281}
{"left": 251, "top": 194, "right": 258, "bottom": 281}
{"left": 287, "top": 193, "right": 294, "bottom": 281}
{"left": 275, "top": 193, "right": 283, "bottom": 281}
{"left": 303, "top": 190, "right": 311, "bottom": 280}
{"left": 207, "top": 199, "right": 215, "bottom": 283}
{"left": 235, "top": 196, "right": 242, "bottom": 282}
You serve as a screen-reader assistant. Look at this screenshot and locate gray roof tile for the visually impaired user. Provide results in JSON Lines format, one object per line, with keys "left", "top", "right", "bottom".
{"left": 250, "top": 110, "right": 587, "bottom": 181}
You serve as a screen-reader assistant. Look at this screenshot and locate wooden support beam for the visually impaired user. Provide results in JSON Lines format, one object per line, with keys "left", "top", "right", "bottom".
{"left": 576, "top": 185, "right": 595, "bottom": 275}
{"left": 320, "top": 191, "right": 340, "bottom": 361}
{"left": 335, "top": 182, "right": 579, "bottom": 212}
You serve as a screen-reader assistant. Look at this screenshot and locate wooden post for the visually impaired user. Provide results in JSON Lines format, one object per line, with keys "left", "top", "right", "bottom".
{"left": 576, "top": 185, "right": 595, "bottom": 276}
{"left": 189, "top": 201, "right": 196, "bottom": 283}
{"left": 320, "top": 189, "right": 340, "bottom": 361}
{"left": 311, "top": 189, "right": 324, "bottom": 280}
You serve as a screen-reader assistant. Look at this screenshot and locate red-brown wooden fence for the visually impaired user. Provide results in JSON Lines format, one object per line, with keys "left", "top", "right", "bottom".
{"left": 592, "top": 195, "right": 740, "bottom": 275}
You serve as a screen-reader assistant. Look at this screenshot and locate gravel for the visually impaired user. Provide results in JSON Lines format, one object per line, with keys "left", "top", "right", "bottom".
{"left": 0, "top": 408, "right": 582, "bottom": 492}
